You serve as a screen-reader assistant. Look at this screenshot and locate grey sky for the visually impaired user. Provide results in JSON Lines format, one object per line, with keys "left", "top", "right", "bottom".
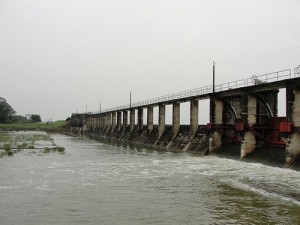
{"left": 1, "top": 0, "right": 300, "bottom": 122}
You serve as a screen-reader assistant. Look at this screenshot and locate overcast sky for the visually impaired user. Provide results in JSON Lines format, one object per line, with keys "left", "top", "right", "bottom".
{"left": 1, "top": 0, "right": 300, "bottom": 122}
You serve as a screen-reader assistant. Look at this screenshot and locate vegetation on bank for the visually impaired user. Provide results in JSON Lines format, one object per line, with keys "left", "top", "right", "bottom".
{"left": 0, "top": 131, "right": 65, "bottom": 157}
{"left": 0, "top": 97, "right": 43, "bottom": 124}
{"left": 0, "top": 98, "right": 67, "bottom": 157}
{"left": 0, "top": 120, "right": 68, "bottom": 131}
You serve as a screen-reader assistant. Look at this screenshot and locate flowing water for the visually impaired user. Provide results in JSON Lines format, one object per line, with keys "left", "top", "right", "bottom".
{"left": 0, "top": 133, "right": 300, "bottom": 225}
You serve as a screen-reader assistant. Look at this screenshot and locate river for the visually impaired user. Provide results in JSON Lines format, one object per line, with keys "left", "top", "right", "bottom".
{"left": 0, "top": 133, "right": 299, "bottom": 225}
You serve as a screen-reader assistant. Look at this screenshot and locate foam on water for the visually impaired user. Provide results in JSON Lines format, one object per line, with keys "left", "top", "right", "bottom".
{"left": 1, "top": 133, "right": 299, "bottom": 225}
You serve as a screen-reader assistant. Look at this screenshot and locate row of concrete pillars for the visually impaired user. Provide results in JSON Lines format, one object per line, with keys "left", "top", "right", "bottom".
{"left": 86, "top": 99, "right": 200, "bottom": 138}
{"left": 83, "top": 85, "right": 300, "bottom": 165}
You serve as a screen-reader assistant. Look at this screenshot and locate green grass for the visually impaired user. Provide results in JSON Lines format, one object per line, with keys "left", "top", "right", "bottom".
{"left": 42, "top": 146, "right": 65, "bottom": 154}
{"left": 3, "top": 143, "right": 12, "bottom": 152}
{"left": 0, "top": 129, "right": 66, "bottom": 157}
{"left": 0, "top": 121, "right": 68, "bottom": 131}
{"left": 0, "top": 134, "right": 10, "bottom": 142}
{"left": 17, "top": 143, "right": 28, "bottom": 150}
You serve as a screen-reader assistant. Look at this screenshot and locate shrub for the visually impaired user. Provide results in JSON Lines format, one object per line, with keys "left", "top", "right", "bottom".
{"left": 3, "top": 143, "right": 11, "bottom": 152}
{"left": 28, "top": 145, "right": 34, "bottom": 149}
{"left": 57, "top": 147, "right": 65, "bottom": 153}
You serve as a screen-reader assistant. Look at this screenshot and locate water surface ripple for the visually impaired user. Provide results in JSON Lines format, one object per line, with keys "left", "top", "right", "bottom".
{"left": 0, "top": 134, "right": 299, "bottom": 225}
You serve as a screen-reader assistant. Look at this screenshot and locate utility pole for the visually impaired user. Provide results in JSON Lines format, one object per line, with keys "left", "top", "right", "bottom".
{"left": 130, "top": 91, "right": 132, "bottom": 108}
{"left": 99, "top": 102, "right": 101, "bottom": 113}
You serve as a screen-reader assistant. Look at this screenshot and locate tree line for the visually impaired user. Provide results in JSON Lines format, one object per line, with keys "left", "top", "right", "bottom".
{"left": 0, "top": 97, "right": 41, "bottom": 124}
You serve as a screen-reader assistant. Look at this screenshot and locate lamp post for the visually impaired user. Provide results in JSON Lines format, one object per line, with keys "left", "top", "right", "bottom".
{"left": 211, "top": 62, "right": 216, "bottom": 125}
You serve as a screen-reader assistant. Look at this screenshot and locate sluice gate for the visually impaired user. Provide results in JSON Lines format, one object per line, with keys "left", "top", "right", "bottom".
{"left": 70, "top": 66, "right": 300, "bottom": 168}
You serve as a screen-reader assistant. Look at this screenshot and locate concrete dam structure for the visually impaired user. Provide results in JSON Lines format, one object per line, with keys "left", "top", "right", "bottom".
{"left": 70, "top": 67, "right": 300, "bottom": 169}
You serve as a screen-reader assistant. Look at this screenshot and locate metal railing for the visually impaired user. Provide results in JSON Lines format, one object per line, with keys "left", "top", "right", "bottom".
{"left": 295, "top": 65, "right": 300, "bottom": 77}
{"left": 79, "top": 66, "right": 297, "bottom": 115}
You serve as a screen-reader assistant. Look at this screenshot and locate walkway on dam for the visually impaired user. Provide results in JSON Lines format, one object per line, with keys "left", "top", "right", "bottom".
{"left": 94, "top": 67, "right": 297, "bottom": 114}
{"left": 71, "top": 65, "right": 300, "bottom": 168}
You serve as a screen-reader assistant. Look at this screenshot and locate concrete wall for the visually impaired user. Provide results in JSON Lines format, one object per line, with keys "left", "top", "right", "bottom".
{"left": 241, "top": 95, "right": 257, "bottom": 159}
{"left": 286, "top": 86, "right": 300, "bottom": 166}
{"left": 209, "top": 97, "right": 223, "bottom": 153}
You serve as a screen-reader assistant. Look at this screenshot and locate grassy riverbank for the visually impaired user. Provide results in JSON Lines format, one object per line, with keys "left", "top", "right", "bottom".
{"left": 0, "top": 131, "right": 65, "bottom": 157}
{"left": 0, "top": 120, "right": 68, "bottom": 132}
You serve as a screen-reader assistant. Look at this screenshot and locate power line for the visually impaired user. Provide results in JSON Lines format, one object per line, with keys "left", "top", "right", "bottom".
{"left": 216, "top": 46, "right": 300, "bottom": 64}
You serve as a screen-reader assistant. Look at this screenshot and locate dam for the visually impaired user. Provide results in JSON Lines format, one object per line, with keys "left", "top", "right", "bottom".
{"left": 70, "top": 66, "right": 300, "bottom": 169}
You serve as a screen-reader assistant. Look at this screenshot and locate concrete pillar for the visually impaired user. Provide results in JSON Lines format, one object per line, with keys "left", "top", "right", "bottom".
{"left": 209, "top": 98, "right": 223, "bottom": 153}
{"left": 123, "top": 111, "right": 128, "bottom": 127}
{"left": 100, "top": 114, "right": 104, "bottom": 130}
{"left": 285, "top": 86, "right": 300, "bottom": 166}
{"left": 172, "top": 102, "right": 180, "bottom": 138}
{"left": 190, "top": 99, "right": 198, "bottom": 136}
{"left": 112, "top": 112, "right": 116, "bottom": 131}
{"left": 158, "top": 104, "right": 165, "bottom": 137}
{"left": 95, "top": 115, "right": 98, "bottom": 129}
{"left": 105, "top": 113, "right": 110, "bottom": 129}
{"left": 241, "top": 95, "right": 257, "bottom": 159}
{"left": 138, "top": 108, "right": 143, "bottom": 130}
{"left": 147, "top": 106, "right": 154, "bottom": 131}
{"left": 98, "top": 115, "right": 101, "bottom": 129}
{"left": 108, "top": 113, "right": 112, "bottom": 128}
{"left": 97, "top": 115, "right": 100, "bottom": 129}
{"left": 102, "top": 115, "right": 106, "bottom": 129}
{"left": 103, "top": 114, "right": 106, "bottom": 128}
{"left": 82, "top": 115, "right": 86, "bottom": 129}
{"left": 86, "top": 116, "right": 90, "bottom": 128}
{"left": 92, "top": 116, "right": 95, "bottom": 129}
{"left": 117, "top": 112, "right": 122, "bottom": 131}
{"left": 130, "top": 109, "right": 135, "bottom": 131}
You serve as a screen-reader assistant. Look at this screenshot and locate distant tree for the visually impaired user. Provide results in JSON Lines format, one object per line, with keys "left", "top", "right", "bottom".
{"left": 0, "top": 98, "right": 16, "bottom": 123}
{"left": 30, "top": 114, "right": 42, "bottom": 123}
{"left": 12, "top": 115, "right": 30, "bottom": 124}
